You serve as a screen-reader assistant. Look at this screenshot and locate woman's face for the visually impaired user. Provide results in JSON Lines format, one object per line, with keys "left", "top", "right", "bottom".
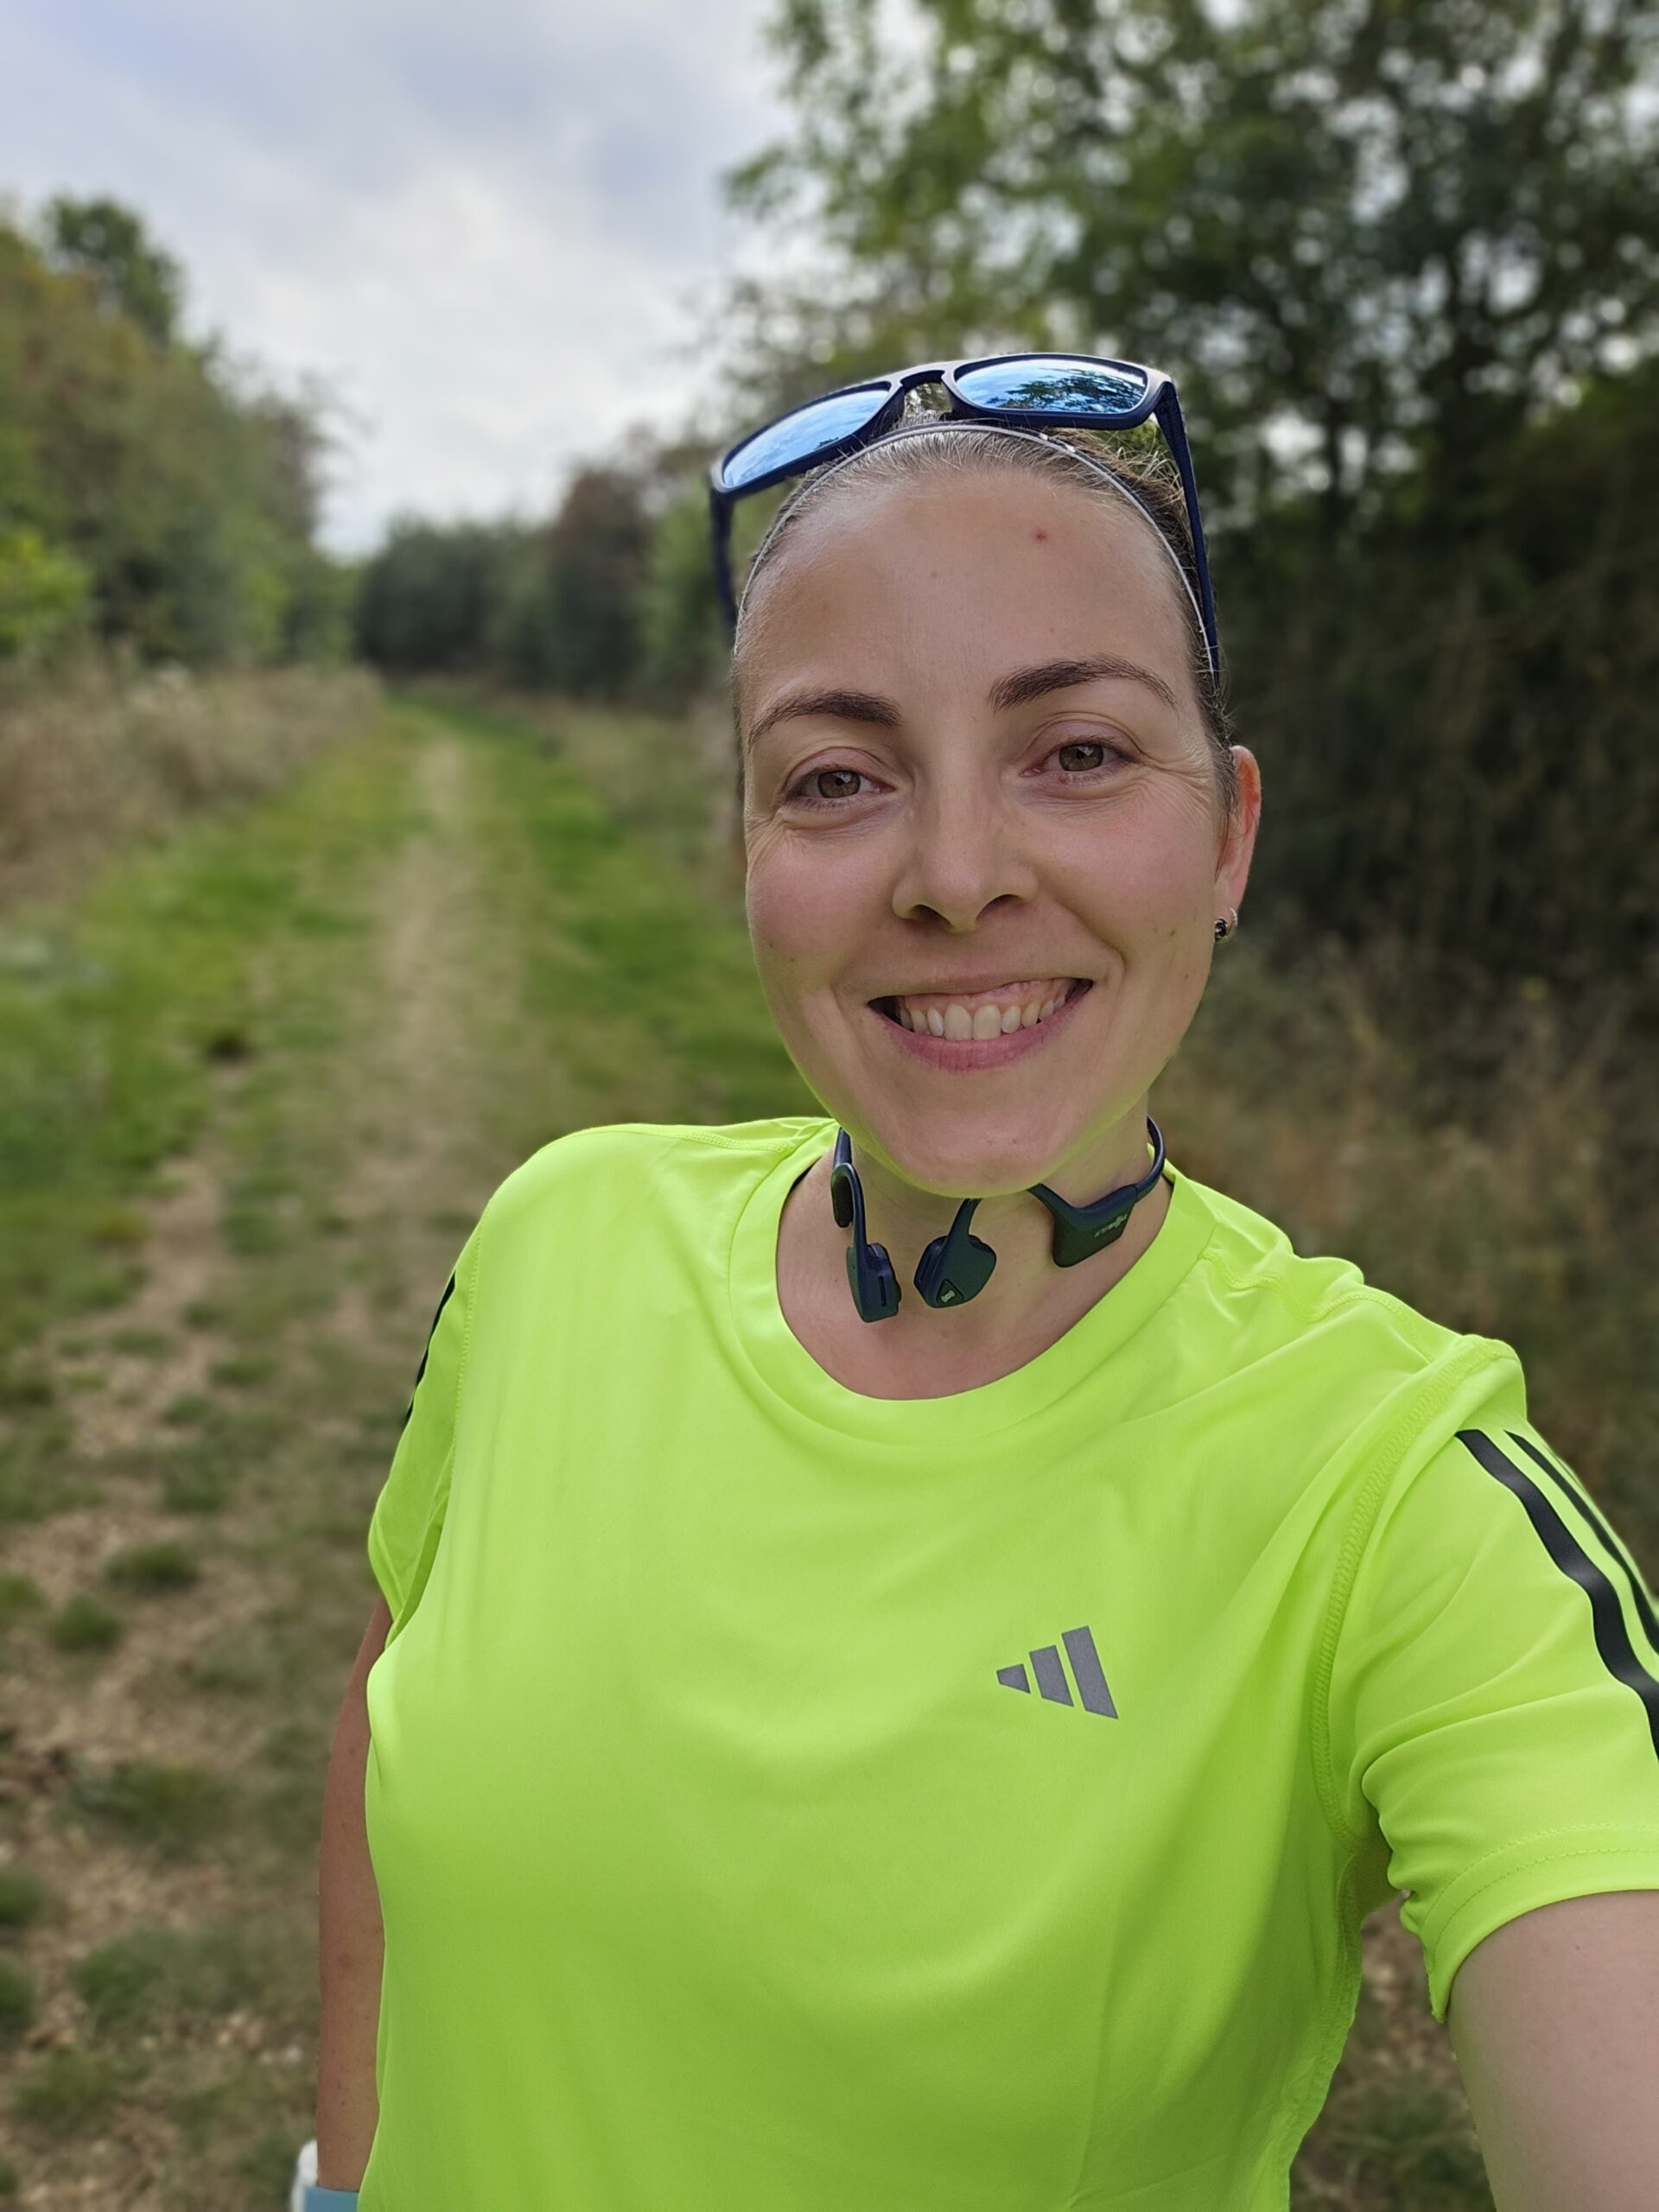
{"left": 740, "top": 466, "right": 1262, "bottom": 1198}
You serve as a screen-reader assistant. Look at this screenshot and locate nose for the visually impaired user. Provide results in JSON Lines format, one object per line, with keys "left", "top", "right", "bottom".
{"left": 888, "top": 780, "right": 1041, "bottom": 933}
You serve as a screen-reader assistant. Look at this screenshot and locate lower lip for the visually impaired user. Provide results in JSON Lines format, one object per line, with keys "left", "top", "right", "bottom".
{"left": 868, "top": 982, "right": 1092, "bottom": 1071}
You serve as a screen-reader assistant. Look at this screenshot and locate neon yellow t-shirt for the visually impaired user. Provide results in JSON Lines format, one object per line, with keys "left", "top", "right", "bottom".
{"left": 361, "top": 1116, "right": 1659, "bottom": 2211}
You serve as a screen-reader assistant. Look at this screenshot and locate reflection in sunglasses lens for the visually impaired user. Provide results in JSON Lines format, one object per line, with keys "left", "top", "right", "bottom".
{"left": 955, "top": 357, "right": 1148, "bottom": 416}
{"left": 721, "top": 386, "right": 892, "bottom": 489}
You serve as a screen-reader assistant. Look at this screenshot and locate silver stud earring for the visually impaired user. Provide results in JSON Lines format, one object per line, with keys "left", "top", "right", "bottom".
{"left": 1214, "top": 906, "right": 1239, "bottom": 943}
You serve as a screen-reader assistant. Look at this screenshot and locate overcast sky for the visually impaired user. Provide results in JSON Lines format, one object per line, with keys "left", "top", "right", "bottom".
{"left": 2, "top": 0, "right": 784, "bottom": 551}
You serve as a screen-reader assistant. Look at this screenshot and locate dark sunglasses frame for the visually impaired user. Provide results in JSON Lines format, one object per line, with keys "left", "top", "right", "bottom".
{"left": 707, "top": 352, "right": 1219, "bottom": 681}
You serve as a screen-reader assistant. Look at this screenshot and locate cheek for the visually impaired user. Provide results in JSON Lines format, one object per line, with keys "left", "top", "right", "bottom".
{"left": 744, "top": 833, "right": 879, "bottom": 987}
{"left": 1060, "top": 802, "right": 1217, "bottom": 948}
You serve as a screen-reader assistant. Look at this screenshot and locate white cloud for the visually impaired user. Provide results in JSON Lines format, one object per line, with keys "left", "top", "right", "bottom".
{"left": 2, "top": 0, "right": 784, "bottom": 549}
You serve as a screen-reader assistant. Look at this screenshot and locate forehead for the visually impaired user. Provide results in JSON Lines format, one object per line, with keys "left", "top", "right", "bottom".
{"left": 739, "top": 467, "right": 1197, "bottom": 734}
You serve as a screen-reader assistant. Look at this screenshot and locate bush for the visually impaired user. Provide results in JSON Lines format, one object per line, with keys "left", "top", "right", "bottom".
{"left": 0, "top": 528, "right": 90, "bottom": 660}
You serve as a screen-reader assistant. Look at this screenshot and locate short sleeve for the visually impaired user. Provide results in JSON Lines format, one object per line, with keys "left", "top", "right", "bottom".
{"left": 366, "top": 1220, "right": 482, "bottom": 1642}
{"left": 1325, "top": 1372, "right": 1659, "bottom": 2022}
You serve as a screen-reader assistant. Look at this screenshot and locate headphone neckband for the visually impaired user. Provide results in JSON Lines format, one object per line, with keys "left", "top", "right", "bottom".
{"left": 830, "top": 1118, "right": 1166, "bottom": 1323}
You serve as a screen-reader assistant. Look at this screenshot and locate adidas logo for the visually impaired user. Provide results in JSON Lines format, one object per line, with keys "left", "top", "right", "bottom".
{"left": 997, "top": 1625, "right": 1117, "bottom": 1717}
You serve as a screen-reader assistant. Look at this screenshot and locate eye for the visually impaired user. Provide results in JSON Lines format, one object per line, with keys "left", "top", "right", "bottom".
{"left": 785, "top": 765, "right": 871, "bottom": 807}
{"left": 1044, "top": 735, "right": 1132, "bottom": 778}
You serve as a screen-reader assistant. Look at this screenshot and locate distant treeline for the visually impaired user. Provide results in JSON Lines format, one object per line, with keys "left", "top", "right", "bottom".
{"left": 0, "top": 197, "right": 346, "bottom": 669}
{"left": 354, "top": 447, "right": 721, "bottom": 712}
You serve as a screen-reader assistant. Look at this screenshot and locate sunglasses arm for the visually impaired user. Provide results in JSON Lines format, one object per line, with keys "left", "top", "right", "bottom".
{"left": 1154, "top": 390, "right": 1221, "bottom": 681}
{"left": 708, "top": 486, "right": 740, "bottom": 630}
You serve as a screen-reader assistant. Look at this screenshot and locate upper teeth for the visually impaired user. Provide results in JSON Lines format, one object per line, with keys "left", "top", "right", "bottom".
{"left": 890, "top": 979, "right": 1076, "bottom": 1040}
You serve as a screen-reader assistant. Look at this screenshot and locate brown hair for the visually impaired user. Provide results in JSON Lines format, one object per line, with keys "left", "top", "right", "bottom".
{"left": 730, "top": 416, "right": 1239, "bottom": 818}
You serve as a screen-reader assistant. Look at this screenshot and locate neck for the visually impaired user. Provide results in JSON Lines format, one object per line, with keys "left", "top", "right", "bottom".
{"left": 777, "top": 1105, "right": 1171, "bottom": 1398}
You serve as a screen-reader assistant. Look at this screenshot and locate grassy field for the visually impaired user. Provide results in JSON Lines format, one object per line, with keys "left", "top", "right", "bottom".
{"left": 0, "top": 692, "right": 1651, "bottom": 2208}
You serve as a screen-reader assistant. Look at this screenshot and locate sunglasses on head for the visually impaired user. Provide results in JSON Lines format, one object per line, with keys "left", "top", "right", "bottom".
{"left": 707, "top": 351, "right": 1220, "bottom": 681}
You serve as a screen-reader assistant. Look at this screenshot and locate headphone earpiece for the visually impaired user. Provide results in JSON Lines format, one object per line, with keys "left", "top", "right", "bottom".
{"left": 1027, "top": 1117, "right": 1166, "bottom": 1268}
{"left": 912, "top": 1198, "right": 996, "bottom": 1308}
{"left": 831, "top": 1131, "right": 901, "bottom": 1322}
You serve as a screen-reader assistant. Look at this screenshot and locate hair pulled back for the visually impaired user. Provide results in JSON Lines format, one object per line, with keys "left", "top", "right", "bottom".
{"left": 731, "top": 416, "right": 1239, "bottom": 820}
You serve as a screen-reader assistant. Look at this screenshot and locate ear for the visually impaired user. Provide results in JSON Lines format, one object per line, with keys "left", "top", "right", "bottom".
{"left": 1215, "top": 745, "right": 1262, "bottom": 914}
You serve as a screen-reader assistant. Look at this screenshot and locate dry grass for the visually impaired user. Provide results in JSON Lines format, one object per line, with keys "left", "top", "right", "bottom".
{"left": 0, "top": 659, "right": 380, "bottom": 907}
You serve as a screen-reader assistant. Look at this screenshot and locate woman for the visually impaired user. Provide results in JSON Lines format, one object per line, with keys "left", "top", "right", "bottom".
{"left": 314, "top": 356, "right": 1659, "bottom": 2211}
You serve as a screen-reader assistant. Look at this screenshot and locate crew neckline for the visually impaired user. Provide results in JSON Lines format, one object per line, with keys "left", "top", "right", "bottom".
{"left": 726, "top": 1117, "right": 1216, "bottom": 1444}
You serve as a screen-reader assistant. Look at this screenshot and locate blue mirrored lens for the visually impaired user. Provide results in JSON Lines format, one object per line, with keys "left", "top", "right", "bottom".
{"left": 955, "top": 356, "right": 1149, "bottom": 417}
{"left": 721, "top": 385, "right": 891, "bottom": 490}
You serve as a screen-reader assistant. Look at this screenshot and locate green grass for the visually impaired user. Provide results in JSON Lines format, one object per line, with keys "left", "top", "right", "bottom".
{"left": 0, "top": 1958, "right": 34, "bottom": 2046}
{"left": 46, "top": 1595, "right": 124, "bottom": 1654}
{"left": 10, "top": 2047, "right": 123, "bottom": 2133}
{"left": 0, "top": 715, "right": 415, "bottom": 1512}
{"left": 158, "top": 1448, "right": 238, "bottom": 1516}
{"left": 106, "top": 1325, "right": 171, "bottom": 1357}
{"left": 73, "top": 1922, "right": 274, "bottom": 2038}
{"left": 208, "top": 1352, "right": 276, "bottom": 1389}
{"left": 65, "top": 1759, "right": 237, "bottom": 1860}
{"left": 102, "top": 1541, "right": 200, "bottom": 1595}
{"left": 0, "top": 1576, "right": 45, "bottom": 1634}
{"left": 0, "top": 1368, "right": 53, "bottom": 1410}
{"left": 0, "top": 1867, "right": 52, "bottom": 1934}
{"left": 434, "top": 696, "right": 807, "bottom": 1156}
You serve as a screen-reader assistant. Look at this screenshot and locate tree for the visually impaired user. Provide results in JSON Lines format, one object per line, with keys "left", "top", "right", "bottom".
{"left": 0, "top": 206, "right": 340, "bottom": 664}
{"left": 728, "top": 0, "right": 1659, "bottom": 537}
{"left": 354, "top": 521, "right": 513, "bottom": 673}
{"left": 534, "top": 468, "right": 653, "bottom": 698}
{"left": 43, "top": 194, "right": 182, "bottom": 349}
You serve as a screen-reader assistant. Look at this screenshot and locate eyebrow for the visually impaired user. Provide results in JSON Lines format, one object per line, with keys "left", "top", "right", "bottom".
{"left": 747, "top": 687, "right": 900, "bottom": 751}
{"left": 988, "top": 654, "right": 1180, "bottom": 715}
{"left": 747, "top": 654, "right": 1180, "bottom": 752}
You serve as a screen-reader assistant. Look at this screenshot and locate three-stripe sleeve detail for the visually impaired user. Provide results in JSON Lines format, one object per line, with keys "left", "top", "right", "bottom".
{"left": 399, "top": 1270, "right": 457, "bottom": 1434}
{"left": 1457, "top": 1428, "right": 1659, "bottom": 1760}
{"left": 1504, "top": 1429, "right": 1659, "bottom": 1653}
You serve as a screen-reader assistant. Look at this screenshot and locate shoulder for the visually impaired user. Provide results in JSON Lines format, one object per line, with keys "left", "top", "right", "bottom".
{"left": 1173, "top": 1163, "right": 1526, "bottom": 1467}
{"left": 474, "top": 1113, "right": 833, "bottom": 1253}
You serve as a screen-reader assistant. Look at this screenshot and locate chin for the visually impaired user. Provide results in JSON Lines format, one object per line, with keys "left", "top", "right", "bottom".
{"left": 855, "top": 1105, "right": 1090, "bottom": 1201}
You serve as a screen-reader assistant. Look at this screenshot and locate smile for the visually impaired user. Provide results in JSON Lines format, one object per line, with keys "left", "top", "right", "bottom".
{"left": 868, "top": 977, "right": 1092, "bottom": 1067}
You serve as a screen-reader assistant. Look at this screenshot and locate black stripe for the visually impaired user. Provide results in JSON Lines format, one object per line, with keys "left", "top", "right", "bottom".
{"left": 1458, "top": 1429, "right": 1659, "bottom": 1760}
{"left": 1505, "top": 1431, "right": 1659, "bottom": 1656}
{"left": 398, "top": 1271, "right": 457, "bottom": 1434}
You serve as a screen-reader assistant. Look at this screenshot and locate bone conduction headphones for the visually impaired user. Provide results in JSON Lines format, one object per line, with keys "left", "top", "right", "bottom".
{"left": 829, "top": 1118, "right": 1167, "bottom": 1324}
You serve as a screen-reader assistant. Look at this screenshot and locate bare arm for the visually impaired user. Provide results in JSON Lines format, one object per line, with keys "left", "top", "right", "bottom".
{"left": 315, "top": 1594, "right": 393, "bottom": 2191}
{"left": 1447, "top": 1890, "right": 1659, "bottom": 2210}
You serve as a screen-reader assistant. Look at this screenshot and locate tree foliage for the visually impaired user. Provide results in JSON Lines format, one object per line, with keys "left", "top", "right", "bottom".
{"left": 0, "top": 200, "right": 343, "bottom": 665}
{"left": 729, "top": 0, "right": 1659, "bottom": 531}
{"left": 42, "top": 194, "right": 183, "bottom": 349}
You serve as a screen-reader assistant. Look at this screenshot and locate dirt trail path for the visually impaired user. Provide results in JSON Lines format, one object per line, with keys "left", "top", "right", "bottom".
{"left": 0, "top": 721, "right": 524, "bottom": 2211}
